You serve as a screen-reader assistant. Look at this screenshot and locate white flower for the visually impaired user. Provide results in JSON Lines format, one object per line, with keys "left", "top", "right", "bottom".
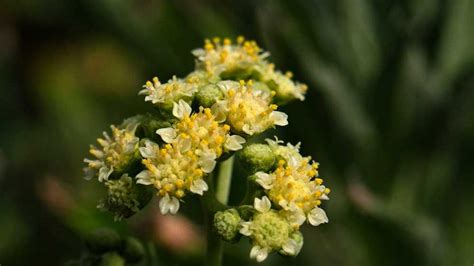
{"left": 190, "top": 179, "right": 209, "bottom": 195}
{"left": 224, "top": 135, "right": 246, "bottom": 151}
{"left": 172, "top": 99, "right": 192, "bottom": 119}
{"left": 139, "top": 76, "right": 198, "bottom": 107}
{"left": 84, "top": 122, "right": 139, "bottom": 182}
{"left": 254, "top": 172, "right": 275, "bottom": 190}
{"left": 136, "top": 170, "right": 153, "bottom": 185}
{"left": 281, "top": 238, "right": 302, "bottom": 256}
{"left": 159, "top": 194, "right": 180, "bottom": 215}
{"left": 254, "top": 196, "right": 272, "bottom": 213}
{"left": 307, "top": 207, "right": 328, "bottom": 226}
{"left": 250, "top": 245, "right": 269, "bottom": 263}
{"left": 213, "top": 81, "right": 288, "bottom": 135}
{"left": 156, "top": 127, "right": 177, "bottom": 143}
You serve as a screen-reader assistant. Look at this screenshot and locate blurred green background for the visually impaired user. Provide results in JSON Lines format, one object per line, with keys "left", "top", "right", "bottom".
{"left": 1, "top": 0, "right": 473, "bottom": 265}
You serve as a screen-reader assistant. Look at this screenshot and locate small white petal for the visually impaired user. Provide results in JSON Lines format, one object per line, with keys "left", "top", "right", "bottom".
{"left": 250, "top": 246, "right": 269, "bottom": 262}
{"left": 242, "top": 124, "right": 254, "bottom": 135}
{"left": 198, "top": 151, "right": 217, "bottom": 173}
{"left": 159, "top": 195, "right": 171, "bottom": 214}
{"left": 190, "top": 179, "right": 208, "bottom": 195}
{"left": 239, "top": 221, "right": 252, "bottom": 236}
{"left": 254, "top": 196, "right": 271, "bottom": 213}
{"left": 136, "top": 170, "right": 154, "bottom": 185}
{"left": 285, "top": 209, "right": 306, "bottom": 227}
{"left": 278, "top": 199, "right": 289, "bottom": 210}
{"left": 282, "top": 239, "right": 302, "bottom": 256}
{"left": 282, "top": 239, "right": 297, "bottom": 255}
{"left": 168, "top": 196, "right": 180, "bottom": 214}
{"left": 156, "top": 128, "right": 176, "bottom": 143}
{"left": 255, "top": 172, "right": 275, "bottom": 190}
{"left": 308, "top": 207, "right": 328, "bottom": 226}
{"left": 271, "top": 111, "right": 288, "bottom": 126}
{"left": 98, "top": 167, "right": 113, "bottom": 182}
{"left": 172, "top": 100, "right": 192, "bottom": 119}
{"left": 224, "top": 135, "right": 246, "bottom": 151}
{"left": 320, "top": 194, "right": 330, "bottom": 200}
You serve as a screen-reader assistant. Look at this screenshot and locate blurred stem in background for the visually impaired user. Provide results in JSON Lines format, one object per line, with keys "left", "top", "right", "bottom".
{"left": 203, "top": 156, "right": 234, "bottom": 266}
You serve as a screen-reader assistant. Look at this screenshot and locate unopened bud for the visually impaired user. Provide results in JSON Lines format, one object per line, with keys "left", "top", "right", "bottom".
{"left": 195, "top": 84, "right": 224, "bottom": 107}
{"left": 120, "top": 237, "right": 145, "bottom": 263}
{"left": 85, "top": 228, "right": 122, "bottom": 255}
{"left": 99, "top": 174, "right": 153, "bottom": 220}
{"left": 213, "top": 209, "right": 241, "bottom": 241}
{"left": 100, "top": 252, "right": 125, "bottom": 266}
{"left": 238, "top": 144, "right": 275, "bottom": 174}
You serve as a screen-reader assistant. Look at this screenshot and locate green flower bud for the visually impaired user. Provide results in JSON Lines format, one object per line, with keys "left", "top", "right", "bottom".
{"left": 100, "top": 252, "right": 125, "bottom": 266}
{"left": 220, "top": 66, "right": 262, "bottom": 81}
{"left": 120, "top": 237, "right": 145, "bottom": 263}
{"left": 251, "top": 211, "right": 292, "bottom": 250}
{"left": 99, "top": 174, "right": 153, "bottom": 221}
{"left": 213, "top": 209, "right": 241, "bottom": 241}
{"left": 195, "top": 84, "right": 224, "bottom": 108}
{"left": 238, "top": 144, "right": 275, "bottom": 174}
{"left": 85, "top": 228, "right": 122, "bottom": 255}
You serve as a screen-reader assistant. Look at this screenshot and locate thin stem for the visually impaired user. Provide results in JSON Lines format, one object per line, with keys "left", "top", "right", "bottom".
{"left": 215, "top": 156, "right": 234, "bottom": 205}
{"left": 203, "top": 155, "right": 235, "bottom": 266}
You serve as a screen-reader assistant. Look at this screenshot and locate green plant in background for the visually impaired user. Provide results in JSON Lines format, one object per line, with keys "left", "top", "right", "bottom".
{"left": 83, "top": 37, "right": 330, "bottom": 265}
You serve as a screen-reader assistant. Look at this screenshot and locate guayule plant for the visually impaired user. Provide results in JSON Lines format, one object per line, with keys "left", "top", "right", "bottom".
{"left": 83, "top": 37, "right": 330, "bottom": 265}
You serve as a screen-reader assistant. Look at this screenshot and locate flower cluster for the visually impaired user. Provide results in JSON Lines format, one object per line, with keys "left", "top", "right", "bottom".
{"left": 230, "top": 138, "right": 330, "bottom": 262}
{"left": 83, "top": 120, "right": 140, "bottom": 182}
{"left": 83, "top": 37, "right": 328, "bottom": 264}
{"left": 136, "top": 100, "right": 245, "bottom": 214}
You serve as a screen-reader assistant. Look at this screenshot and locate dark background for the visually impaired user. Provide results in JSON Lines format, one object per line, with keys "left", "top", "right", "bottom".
{"left": 1, "top": 0, "right": 473, "bottom": 265}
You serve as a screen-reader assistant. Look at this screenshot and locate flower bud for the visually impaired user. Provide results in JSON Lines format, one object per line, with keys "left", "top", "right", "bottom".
{"left": 238, "top": 144, "right": 275, "bottom": 174}
{"left": 100, "top": 252, "right": 125, "bottom": 266}
{"left": 213, "top": 209, "right": 241, "bottom": 241}
{"left": 195, "top": 84, "right": 224, "bottom": 108}
{"left": 120, "top": 237, "right": 145, "bottom": 263}
{"left": 85, "top": 228, "right": 122, "bottom": 255}
{"left": 219, "top": 67, "right": 262, "bottom": 81}
{"left": 99, "top": 174, "right": 153, "bottom": 220}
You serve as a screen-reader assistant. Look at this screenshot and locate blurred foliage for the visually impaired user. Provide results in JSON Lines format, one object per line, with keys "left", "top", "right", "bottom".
{"left": 0, "top": 0, "right": 473, "bottom": 265}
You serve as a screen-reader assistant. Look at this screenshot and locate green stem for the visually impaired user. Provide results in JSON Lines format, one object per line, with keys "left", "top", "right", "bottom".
{"left": 215, "top": 156, "right": 234, "bottom": 205}
{"left": 204, "top": 155, "right": 234, "bottom": 266}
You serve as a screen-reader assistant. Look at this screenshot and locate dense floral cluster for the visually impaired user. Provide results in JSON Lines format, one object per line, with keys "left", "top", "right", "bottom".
{"left": 83, "top": 36, "right": 328, "bottom": 263}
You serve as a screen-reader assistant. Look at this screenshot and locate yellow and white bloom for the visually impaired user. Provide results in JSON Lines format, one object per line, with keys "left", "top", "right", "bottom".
{"left": 192, "top": 36, "right": 269, "bottom": 78}
{"left": 239, "top": 196, "right": 302, "bottom": 262}
{"left": 212, "top": 81, "right": 288, "bottom": 135}
{"left": 84, "top": 121, "right": 140, "bottom": 182}
{"left": 264, "top": 66, "right": 308, "bottom": 103}
{"left": 254, "top": 139, "right": 330, "bottom": 227}
{"left": 156, "top": 100, "right": 246, "bottom": 158}
{"left": 136, "top": 139, "right": 211, "bottom": 215}
{"left": 139, "top": 76, "right": 199, "bottom": 109}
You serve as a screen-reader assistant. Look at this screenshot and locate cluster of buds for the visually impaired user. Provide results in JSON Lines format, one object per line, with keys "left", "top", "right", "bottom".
{"left": 83, "top": 36, "right": 329, "bottom": 262}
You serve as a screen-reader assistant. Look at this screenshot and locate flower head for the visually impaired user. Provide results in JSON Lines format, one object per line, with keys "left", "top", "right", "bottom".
{"left": 136, "top": 139, "right": 210, "bottom": 214}
{"left": 239, "top": 196, "right": 301, "bottom": 262}
{"left": 192, "top": 36, "right": 269, "bottom": 79}
{"left": 98, "top": 174, "right": 150, "bottom": 221}
{"left": 157, "top": 100, "right": 246, "bottom": 158}
{"left": 84, "top": 121, "right": 140, "bottom": 182}
{"left": 264, "top": 67, "right": 308, "bottom": 103}
{"left": 212, "top": 80, "right": 288, "bottom": 135}
{"left": 254, "top": 138, "right": 330, "bottom": 227}
{"left": 139, "top": 76, "right": 199, "bottom": 110}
